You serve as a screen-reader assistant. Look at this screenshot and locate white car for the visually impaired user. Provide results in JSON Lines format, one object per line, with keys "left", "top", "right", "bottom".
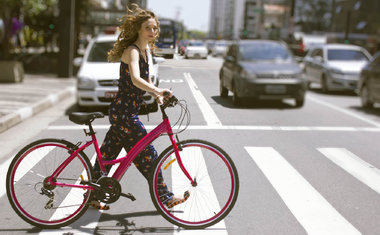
{"left": 303, "top": 44, "right": 372, "bottom": 92}
{"left": 212, "top": 41, "right": 231, "bottom": 57}
{"left": 184, "top": 41, "right": 208, "bottom": 59}
{"left": 74, "top": 34, "right": 164, "bottom": 113}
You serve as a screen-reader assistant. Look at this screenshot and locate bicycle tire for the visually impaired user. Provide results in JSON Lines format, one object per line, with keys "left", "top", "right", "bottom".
{"left": 149, "top": 139, "right": 239, "bottom": 229}
{"left": 6, "top": 138, "right": 94, "bottom": 229}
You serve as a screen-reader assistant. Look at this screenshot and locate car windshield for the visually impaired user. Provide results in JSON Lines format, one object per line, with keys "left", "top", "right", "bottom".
{"left": 239, "top": 43, "right": 291, "bottom": 61}
{"left": 188, "top": 42, "right": 205, "bottom": 47}
{"left": 327, "top": 49, "right": 369, "bottom": 61}
{"left": 87, "top": 41, "right": 114, "bottom": 62}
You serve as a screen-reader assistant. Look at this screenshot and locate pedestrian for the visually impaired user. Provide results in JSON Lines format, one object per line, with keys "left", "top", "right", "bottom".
{"left": 91, "top": 4, "right": 189, "bottom": 210}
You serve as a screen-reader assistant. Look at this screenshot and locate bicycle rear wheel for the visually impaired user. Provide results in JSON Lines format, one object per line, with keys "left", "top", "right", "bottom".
{"left": 150, "top": 139, "right": 239, "bottom": 229}
{"left": 6, "top": 138, "right": 94, "bottom": 229}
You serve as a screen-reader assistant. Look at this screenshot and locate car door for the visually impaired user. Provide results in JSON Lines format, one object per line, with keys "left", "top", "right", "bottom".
{"left": 303, "top": 49, "right": 315, "bottom": 83}
{"left": 305, "top": 48, "right": 323, "bottom": 83}
{"left": 222, "top": 44, "right": 237, "bottom": 91}
{"left": 369, "top": 54, "right": 380, "bottom": 101}
{"left": 313, "top": 48, "right": 325, "bottom": 82}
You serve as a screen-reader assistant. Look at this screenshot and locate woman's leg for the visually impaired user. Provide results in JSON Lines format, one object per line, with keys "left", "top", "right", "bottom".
{"left": 123, "top": 116, "right": 174, "bottom": 203}
{"left": 93, "top": 125, "right": 123, "bottom": 179}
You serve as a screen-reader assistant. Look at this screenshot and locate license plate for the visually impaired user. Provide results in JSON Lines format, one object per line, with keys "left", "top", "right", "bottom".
{"left": 265, "top": 85, "right": 286, "bottom": 94}
{"left": 105, "top": 91, "right": 118, "bottom": 98}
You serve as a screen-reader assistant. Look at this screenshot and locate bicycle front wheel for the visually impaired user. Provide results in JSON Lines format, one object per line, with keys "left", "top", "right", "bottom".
{"left": 150, "top": 139, "right": 239, "bottom": 229}
{"left": 6, "top": 138, "right": 94, "bottom": 229}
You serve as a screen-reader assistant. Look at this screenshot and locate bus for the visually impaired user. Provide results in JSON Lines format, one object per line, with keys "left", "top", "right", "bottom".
{"left": 156, "top": 18, "right": 177, "bottom": 59}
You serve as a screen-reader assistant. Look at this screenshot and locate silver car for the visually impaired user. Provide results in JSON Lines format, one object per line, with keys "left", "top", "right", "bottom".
{"left": 74, "top": 34, "right": 164, "bottom": 113}
{"left": 303, "top": 44, "right": 372, "bottom": 92}
{"left": 219, "top": 40, "right": 306, "bottom": 107}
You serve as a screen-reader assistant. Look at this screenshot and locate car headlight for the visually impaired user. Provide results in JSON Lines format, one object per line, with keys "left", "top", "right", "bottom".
{"left": 240, "top": 70, "right": 256, "bottom": 80}
{"left": 77, "top": 77, "right": 96, "bottom": 90}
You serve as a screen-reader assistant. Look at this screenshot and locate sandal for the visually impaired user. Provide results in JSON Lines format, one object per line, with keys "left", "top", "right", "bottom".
{"left": 89, "top": 200, "right": 110, "bottom": 210}
{"left": 167, "top": 191, "right": 190, "bottom": 208}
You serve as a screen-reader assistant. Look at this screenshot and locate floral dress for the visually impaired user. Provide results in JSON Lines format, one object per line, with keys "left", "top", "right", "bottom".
{"left": 100, "top": 44, "right": 173, "bottom": 203}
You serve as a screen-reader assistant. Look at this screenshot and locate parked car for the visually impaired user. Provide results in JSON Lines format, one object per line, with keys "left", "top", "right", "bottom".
{"left": 358, "top": 51, "right": 380, "bottom": 108}
{"left": 74, "top": 34, "right": 164, "bottom": 113}
{"left": 184, "top": 41, "right": 208, "bottom": 59}
{"left": 219, "top": 40, "right": 306, "bottom": 107}
{"left": 303, "top": 44, "right": 372, "bottom": 93}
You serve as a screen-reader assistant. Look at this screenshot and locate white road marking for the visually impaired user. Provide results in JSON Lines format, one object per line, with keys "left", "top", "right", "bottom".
{"left": 171, "top": 147, "right": 227, "bottom": 234}
{"left": 308, "top": 95, "right": 380, "bottom": 127}
{"left": 47, "top": 124, "right": 380, "bottom": 132}
{"left": 245, "top": 147, "right": 361, "bottom": 235}
{"left": 0, "top": 157, "right": 13, "bottom": 198}
{"left": 318, "top": 148, "right": 380, "bottom": 194}
{"left": 183, "top": 72, "right": 222, "bottom": 127}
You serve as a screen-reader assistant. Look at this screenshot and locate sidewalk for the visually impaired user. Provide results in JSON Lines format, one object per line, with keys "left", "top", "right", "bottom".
{"left": 0, "top": 74, "right": 76, "bottom": 133}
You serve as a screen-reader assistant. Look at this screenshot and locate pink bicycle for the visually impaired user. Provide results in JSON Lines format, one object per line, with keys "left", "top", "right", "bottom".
{"left": 6, "top": 95, "right": 239, "bottom": 229}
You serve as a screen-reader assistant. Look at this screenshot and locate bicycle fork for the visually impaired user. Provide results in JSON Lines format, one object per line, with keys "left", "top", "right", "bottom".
{"left": 169, "top": 135, "right": 197, "bottom": 187}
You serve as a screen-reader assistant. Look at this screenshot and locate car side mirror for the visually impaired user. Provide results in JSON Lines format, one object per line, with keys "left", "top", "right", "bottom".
{"left": 153, "top": 57, "right": 165, "bottom": 64}
{"left": 73, "top": 57, "right": 83, "bottom": 67}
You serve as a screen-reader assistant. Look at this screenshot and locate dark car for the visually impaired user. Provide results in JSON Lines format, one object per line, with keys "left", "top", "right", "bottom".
{"left": 359, "top": 52, "right": 380, "bottom": 108}
{"left": 219, "top": 40, "right": 307, "bottom": 107}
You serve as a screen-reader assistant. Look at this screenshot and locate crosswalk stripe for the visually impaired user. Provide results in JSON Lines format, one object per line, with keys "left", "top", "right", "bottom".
{"left": 245, "top": 147, "right": 361, "bottom": 235}
{"left": 172, "top": 147, "right": 227, "bottom": 234}
{"left": 318, "top": 148, "right": 380, "bottom": 194}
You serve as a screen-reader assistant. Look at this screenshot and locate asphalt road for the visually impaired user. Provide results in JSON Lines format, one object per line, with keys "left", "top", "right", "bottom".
{"left": 1, "top": 55, "right": 380, "bottom": 235}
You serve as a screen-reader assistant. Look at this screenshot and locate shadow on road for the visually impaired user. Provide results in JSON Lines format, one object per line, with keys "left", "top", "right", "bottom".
{"left": 211, "top": 95, "right": 298, "bottom": 109}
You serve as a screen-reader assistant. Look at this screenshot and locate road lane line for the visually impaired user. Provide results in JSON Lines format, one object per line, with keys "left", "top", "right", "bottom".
{"left": 47, "top": 124, "right": 380, "bottom": 132}
{"left": 171, "top": 147, "right": 227, "bottom": 234}
{"left": 245, "top": 147, "right": 360, "bottom": 235}
{"left": 318, "top": 148, "right": 380, "bottom": 194}
{"left": 183, "top": 72, "right": 222, "bottom": 127}
{"left": 308, "top": 95, "right": 380, "bottom": 127}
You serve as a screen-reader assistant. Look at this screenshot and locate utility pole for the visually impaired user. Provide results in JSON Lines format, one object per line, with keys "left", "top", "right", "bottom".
{"left": 58, "top": 0, "right": 75, "bottom": 78}
{"left": 289, "top": 0, "right": 296, "bottom": 37}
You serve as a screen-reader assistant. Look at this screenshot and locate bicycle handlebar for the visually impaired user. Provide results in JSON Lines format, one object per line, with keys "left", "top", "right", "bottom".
{"left": 161, "top": 94, "right": 178, "bottom": 110}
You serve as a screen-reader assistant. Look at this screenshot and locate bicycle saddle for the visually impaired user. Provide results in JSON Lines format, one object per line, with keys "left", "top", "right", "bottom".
{"left": 69, "top": 112, "right": 104, "bottom": 125}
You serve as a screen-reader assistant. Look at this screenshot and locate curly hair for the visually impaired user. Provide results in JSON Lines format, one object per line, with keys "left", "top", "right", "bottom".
{"left": 107, "top": 4, "right": 160, "bottom": 62}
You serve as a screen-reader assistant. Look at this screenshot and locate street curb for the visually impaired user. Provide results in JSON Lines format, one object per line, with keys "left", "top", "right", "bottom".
{"left": 0, "top": 87, "right": 76, "bottom": 133}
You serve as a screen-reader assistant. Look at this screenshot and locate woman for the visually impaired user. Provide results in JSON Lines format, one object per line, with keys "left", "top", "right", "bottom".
{"left": 91, "top": 4, "right": 189, "bottom": 210}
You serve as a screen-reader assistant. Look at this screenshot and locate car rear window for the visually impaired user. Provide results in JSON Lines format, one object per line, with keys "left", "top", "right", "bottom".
{"left": 327, "top": 49, "right": 369, "bottom": 61}
{"left": 239, "top": 43, "right": 291, "bottom": 61}
{"left": 87, "top": 41, "right": 114, "bottom": 62}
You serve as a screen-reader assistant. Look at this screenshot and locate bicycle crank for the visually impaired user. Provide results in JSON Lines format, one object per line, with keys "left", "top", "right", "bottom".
{"left": 95, "top": 177, "right": 122, "bottom": 204}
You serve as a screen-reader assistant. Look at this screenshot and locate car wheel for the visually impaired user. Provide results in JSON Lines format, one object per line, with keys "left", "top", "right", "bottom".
{"left": 321, "top": 75, "right": 329, "bottom": 93}
{"left": 220, "top": 79, "right": 228, "bottom": 97}
{"left": 360, "top": 84, "right": 374, "bottom": 108}
{"left": 295, "top": 96, "right": 305, "bottom": 107}
{"left": 232, "top": 85, "right": 241, "bottom": 106}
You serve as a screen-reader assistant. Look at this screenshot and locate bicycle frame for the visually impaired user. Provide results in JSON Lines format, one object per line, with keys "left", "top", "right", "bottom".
{"left": 47, "top": 113, "right": 195, "bottom": 190}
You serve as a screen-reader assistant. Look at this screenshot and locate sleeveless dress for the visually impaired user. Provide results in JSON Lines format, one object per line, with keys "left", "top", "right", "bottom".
{"left": 99, "top": 44, "right": 173, "bottom": 203}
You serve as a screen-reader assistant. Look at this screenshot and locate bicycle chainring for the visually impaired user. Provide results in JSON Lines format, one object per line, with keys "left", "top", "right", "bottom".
{"left": 95, "top": 177, "right": 121, "bottom": 204}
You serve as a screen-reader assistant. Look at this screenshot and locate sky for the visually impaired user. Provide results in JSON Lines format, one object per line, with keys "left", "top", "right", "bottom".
{"left": 147, "top": 0, "right": 211, "bottom": 32}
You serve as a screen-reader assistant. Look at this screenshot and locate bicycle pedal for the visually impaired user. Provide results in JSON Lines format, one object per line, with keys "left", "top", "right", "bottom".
{"left": 121, "top": 192, "right": 136, "bottom": 201}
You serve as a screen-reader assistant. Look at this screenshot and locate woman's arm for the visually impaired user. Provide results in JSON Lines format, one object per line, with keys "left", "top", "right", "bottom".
{"left": 122, "top": 47, "right": 163, "bottom": 94}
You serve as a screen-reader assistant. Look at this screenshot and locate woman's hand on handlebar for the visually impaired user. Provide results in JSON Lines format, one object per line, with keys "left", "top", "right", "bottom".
{"left": 155, "top": 88, "right": 172, "bottom": 105}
